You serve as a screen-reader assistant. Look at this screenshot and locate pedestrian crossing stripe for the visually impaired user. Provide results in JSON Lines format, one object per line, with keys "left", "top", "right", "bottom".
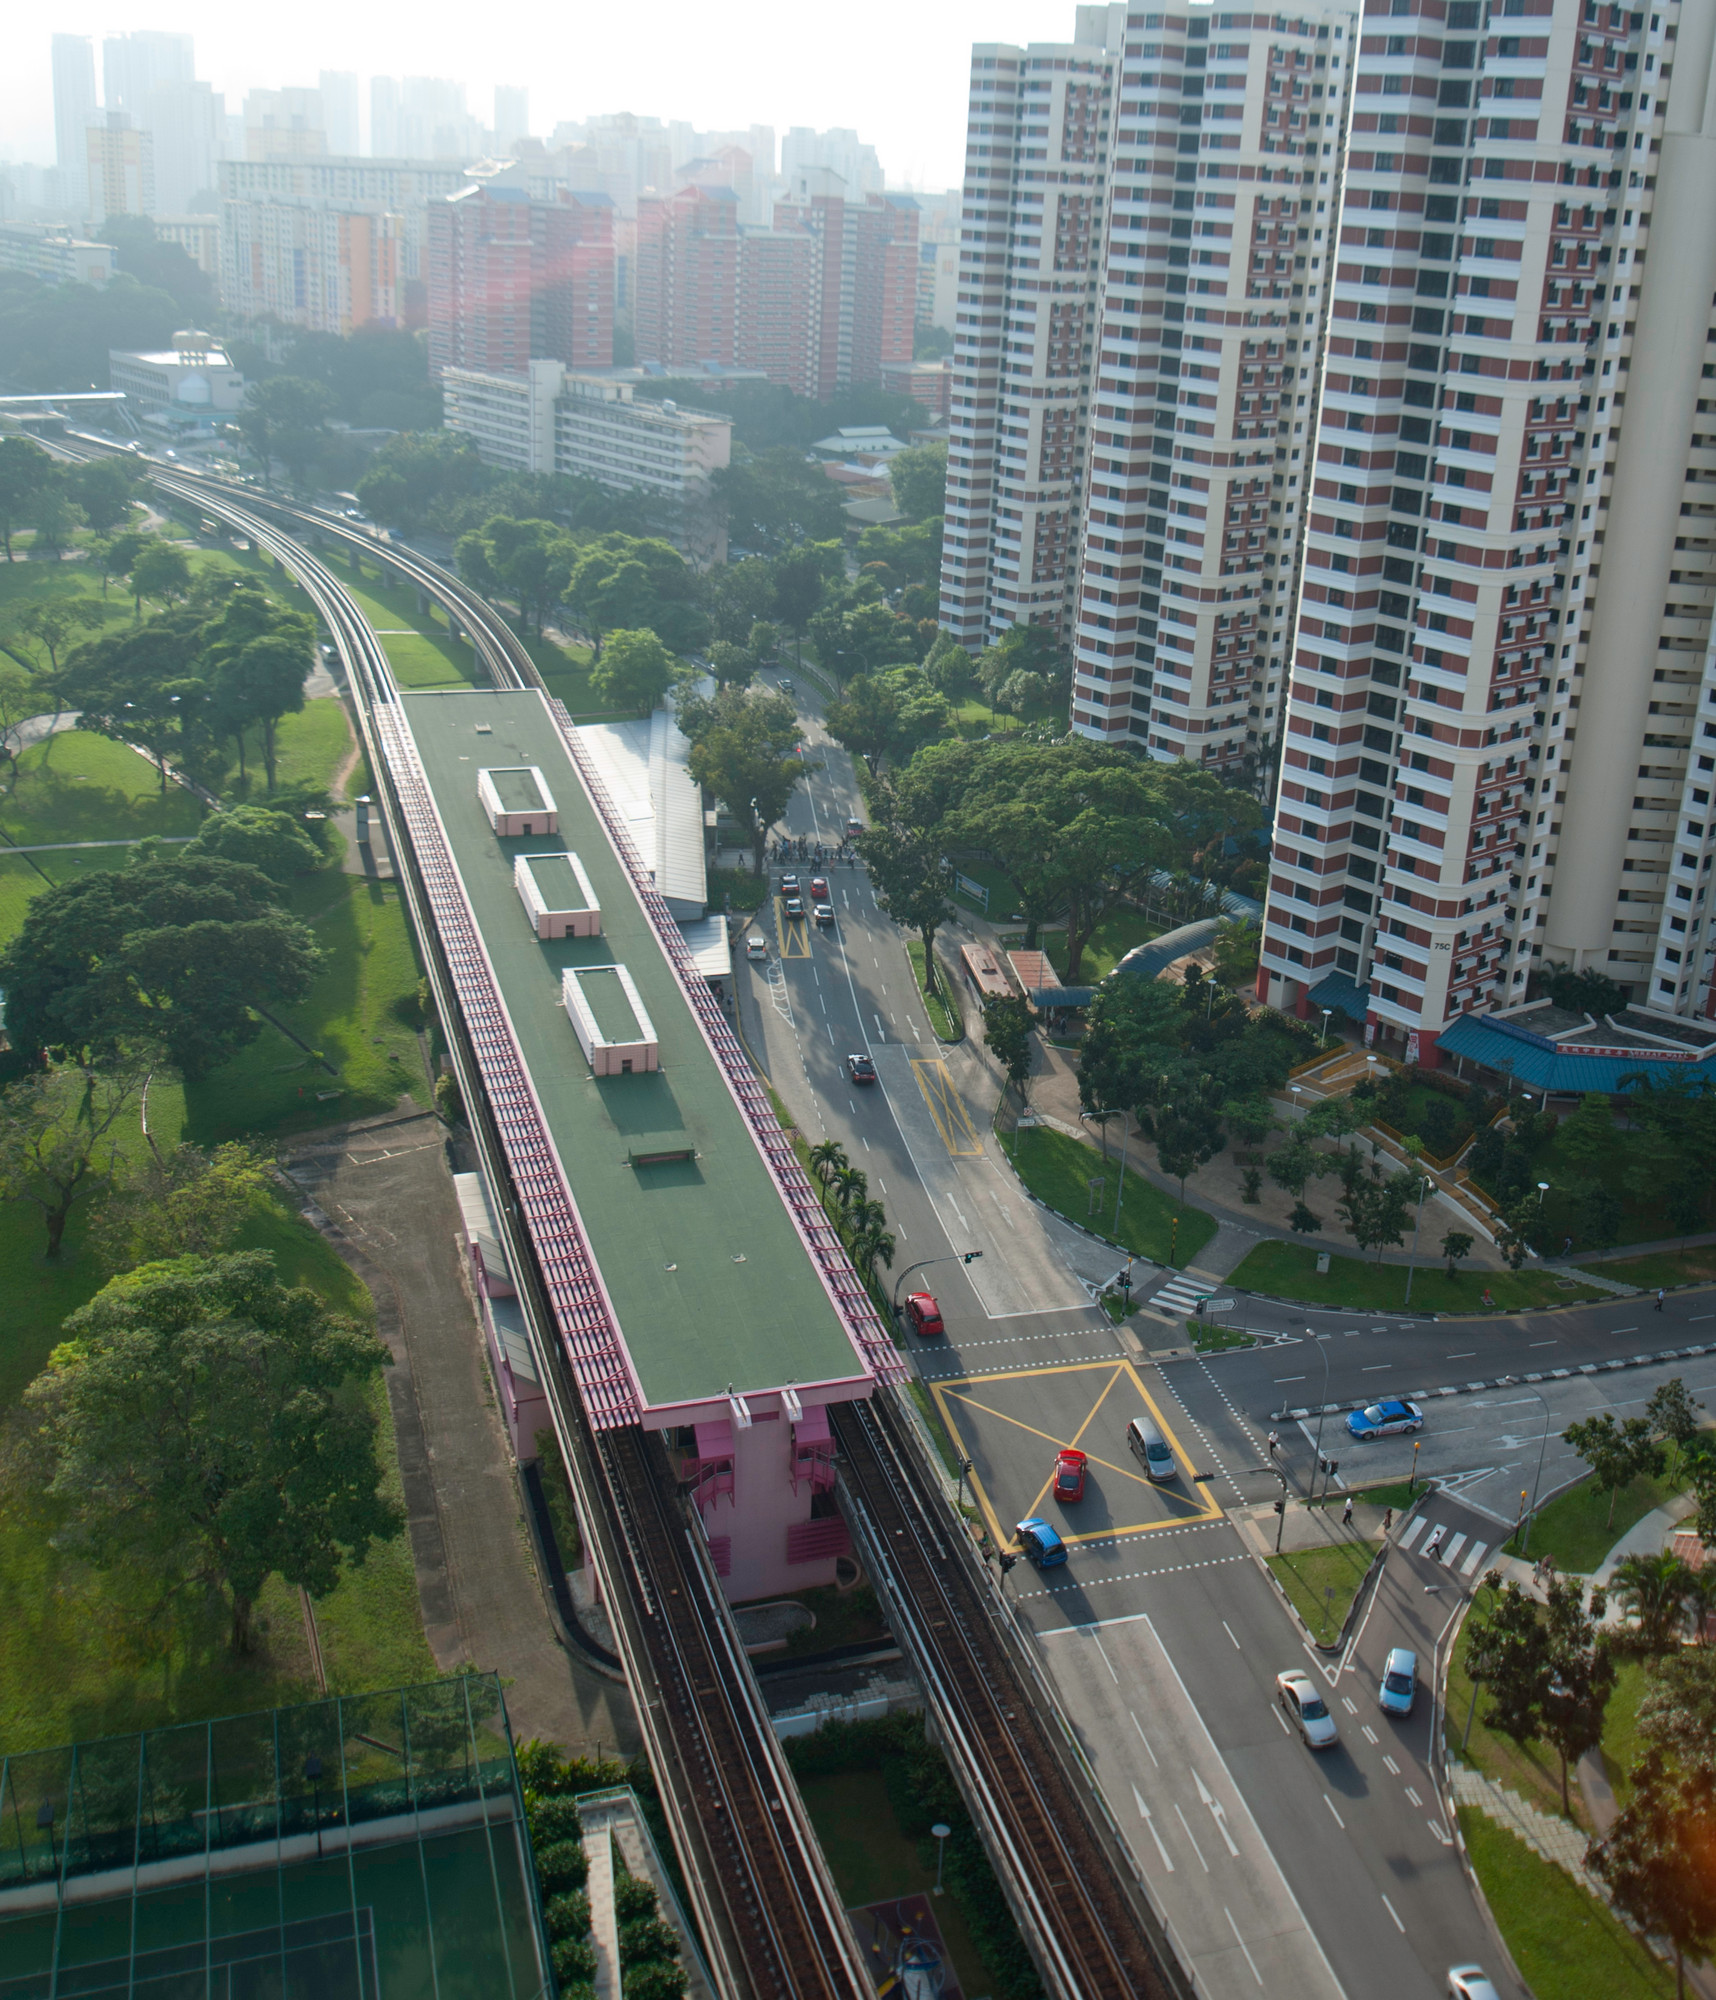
{"left": 1151, "top": 1278, "right": 1214, "bottom": 1314}
{"left": 1396, "top": 1514, "right": 1491, "bottom": 1577}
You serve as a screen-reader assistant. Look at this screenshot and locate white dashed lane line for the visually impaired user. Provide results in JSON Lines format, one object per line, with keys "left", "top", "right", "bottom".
{"left": 1015, "top": 1550, "right": 1250, "bottom": 1600}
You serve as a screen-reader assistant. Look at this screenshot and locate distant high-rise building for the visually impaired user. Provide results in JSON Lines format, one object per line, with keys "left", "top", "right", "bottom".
{"left": 147, "top": 79, "right": 224, "bottom": 212}
{"left": 86, "top": 112, "right": 155, "bottom": 224}
{"left": 370, "top": 77, "right": 400, "bottom": 159}
{"left": 244, "top": 88, "right": 328, "bottom": 162}
{"left": 102, "top": 31, "right": 193, "bottom": 119}
{"left": 1257, "top": 0, "right": 1716, "bottom": 1051}
{"left": 426, "top": 182, "right": 616, "bottom": 377}
{"left": 366, "top": 77, "right": 484, "bottom": 160}
{"left": 781, "top": 127, "right": 884, "bottom": 197}
{"left": 494, "top": 85, "right": 530, "bottom": 153}
{"left": 52, "top": 35, "right": 98, "bottom": 215}
{"left": 320, "top": 72, "right": 361, "bottom": 158}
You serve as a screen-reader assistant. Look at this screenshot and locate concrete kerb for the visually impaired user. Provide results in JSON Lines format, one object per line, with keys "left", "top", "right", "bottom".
{"left": 1245, "top": 1486, "right": 1426, "bottom": 1657}
{"left": 1267, "top": 1340, "right": 1716, "bottom": 1423}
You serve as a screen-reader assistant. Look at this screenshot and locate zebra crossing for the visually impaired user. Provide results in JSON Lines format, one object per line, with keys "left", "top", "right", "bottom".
{"left": 1399, "top": 1511, "right": 1493, "bottom": 1578}
{"left": 1148, "top": 1274, "right": 1214, "bottom": 1318}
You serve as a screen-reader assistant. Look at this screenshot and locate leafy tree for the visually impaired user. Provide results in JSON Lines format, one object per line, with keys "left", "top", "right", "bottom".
{"left": 1289, "top": 1200, "right": 1322, "bottom": 1235}
{"left": 0, "top": 435, "right": 52, "bottom": 560}
{"left": 567, "top": 535, "right": 704, "bottom": 657}
{"left": 1151, "top": 1086, "right": 1226, "bottom": 1204}
{"left": 705, "top": 558, "right": 779, "bottom": 645}
{"left": 1577, "top": 1181, "right": 1624, "bottom": 1249}
{"left": 90, "top": 526, "right": 154, "bottom": 598}
{"left": 825, "top": 668, "right": 950, "bottom": 775}
{"left": 0, "top": 1061, "right": 146, "bottom": 1258}
{"left": 0, "top": 267, "right": 180, "bottom": 394}
{"left": 208, "top": 633, "right": 309, "bottom": 790}
{"left": 920, "top": 631, "right": 975, "bottom": 700}
{"left": 7, "top": 596, "right": 119, "bottom": 678}
{"left": 68, "top": 455, "right": 138, "bottom": 534}
{"left": 1612, "top": 1551, "right": 1694, "bottom": 1654}
{"left": 1639, "top": 1644, "right": 1716, "bottom": 1761}
{"left": 1441, "top": 1229, "right": 1475, "bottom": 1278}
{"left": 1211, "top": 917, "right": 1261, "bottom": 990}
{"left": 858, "top": 805, "right": 956, "bottom": 1000}
{"left": 237, "top": 375, "right": 335, "bottom": 487}
{"left": 769, "top": 543, "right": 842, "bottom": 653}
{"left": 809, "top": 600, "right": 918, "bottom": 689}
{"left": 1494, "top": 1197, "right": 1538, "bottom": 1271}
{"left": 183, "top": 804, "right": 320, "bottom": 881}
{"left": 1470, "top": 1578, "right": 1549, "bottom": 1750}
{"left": 1540, "top": 1576, "right": 1615, "bottom": 1814}
{"left": 0, "top": 855, "right": 323, "bottom": 1077}
{"left": 1337, "top": 1165, "right": 1415, "bottom": 1264}
{"left": 1078, "top": 975, "right": 1183, "bottom": 1120}
{"left": 1558, "top": 1089, "right": 1616, "bottom": 1169}
{"left": 1266, "top": 1131, "right": 1325, "bottom": 1202}
{"left": 888, "top": 442, "right": 948, "bottom": 523}
{"left": 1648, "top": 1377, "right": 1705, "bottom": 1483}
{"left": 480, "top": 517, "right": 577, "bottom": 637}
{"left": 358, "top": 431, "right": 492, "bottom": 532}
{"left": 1589, "top": 1753, "right": 1716, "bottom": 1999}
{"left": 55, "top": 618, "right": 210, "bottom": 790}
{"left": 128, "top": 540, "right": 191, "bottom": 618}
{"left": 30, "top": 483, "right": 84, "bottom": 556}
{"left": 1539, "top": 961, "right": 1628, "bottom": 1016}
{"left": 707, "top": 640, "right": 755, "bottom": 689}
{"left": 590, "top": 629, "right": 677, "bottom": 716}
{"left": 982, "top": 994, "right": 1034, "bottom": 1102}
{"left": 748, "top": 619, "right": 780, "bottom": 664}
{"left": 90, "top": 1140, "right": 272, "bottom": 1272}
{"left": 24, "top": 1251, "right": 403, "bottom": 1650}
{"left": 0, "top": 658, "right": 37, "bottom": 797}
{"left": 680, "top": 685, "right": 812, "bottom": 876}
{"left": 712, "top": 448, "right": 845, "bottom": 551}
{"left": 1563, "top": 1413, "right": 1665, "bottom": 1529}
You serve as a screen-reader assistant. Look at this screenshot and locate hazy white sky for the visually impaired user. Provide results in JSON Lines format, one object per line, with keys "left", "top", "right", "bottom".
{"left": 6, "top": 0, "right": 1077, "bottom": 190}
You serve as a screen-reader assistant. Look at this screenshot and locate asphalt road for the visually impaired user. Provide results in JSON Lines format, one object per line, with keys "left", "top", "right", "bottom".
{"left": 743, "top": 676, "right": 1520, "bottom": 2000}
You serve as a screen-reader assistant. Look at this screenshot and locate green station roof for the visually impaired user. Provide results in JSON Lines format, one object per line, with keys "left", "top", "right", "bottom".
{"left": 404, "top": 690, "right": 864, "bottom": 1413}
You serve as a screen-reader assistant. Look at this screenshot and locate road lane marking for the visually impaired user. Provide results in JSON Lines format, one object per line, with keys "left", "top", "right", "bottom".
{"left": 1341, "top": 1696, "right": 1357, "bottom": 1715}
{"left": 1133, "top": 1786, "right": 1175, "bottom": 1871}
{"left": 1224, "top": 1909, "right": 1263, "bottom": 1988}
{"left": 1447, "top": 1351, "right": 1477, "bottom": 1359}
{"left": 1362, "top": 1725, "right": 1378, "bottom": 1745}
{"left": 1129, "top": 1710, "right": 1160, "bottom": 1766}
{"left": 1323, "top": 1793, "right": 1345, "bottom": 1829}
{"left": 1172, "top": 1802, "right": 1209, "bottom": 1874}
{"left": 1222, "top": 1621, "right": 1241, "bottom": 1650}
{"left": 910, "top": 1058, "right": 984, "bottom": 1156}
{"left": 1381, "top": 1894, "right": 1406, "bottom": 1935}
{"left": 1273, "top": 1705, "right": 1291, "bottom": 1733}
{"left": 1383, "top": 1754, "right": 1401, "bottom": 1775}
{"left": 1405, "top": 1785, "right": 1423, "bottom": 1807}
{"left": 1090, "top": 1632, "right": 1121, "bottom": 1685}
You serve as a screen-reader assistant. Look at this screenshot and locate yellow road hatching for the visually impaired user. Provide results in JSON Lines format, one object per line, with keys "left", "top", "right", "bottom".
{"left": 774, "top": 897, "right": 813, "bottom": 958}
{"left": 931, "top": 1359, "right": 1223, "bottom": 1549}
{"left": 911, "top": 1058, "right": 984, "bottom": 1156}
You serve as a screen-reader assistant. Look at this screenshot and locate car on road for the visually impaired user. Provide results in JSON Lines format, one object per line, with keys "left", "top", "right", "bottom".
{"left": 780, "top": 872, "right": 800, "bottom": 894}
{"left": 778, "top": 677, "right": 795, "bottom": 694}
{"left": 1346, "top": 1398, "right": 1425, "bottom": 1440}
{"left": 846, "top": 818, "right": 864, "bottom": 839}
{"left": 1447, "top": 1969, "right": 1501, "bottom": 2000}
{"left": 903, "top": 1292, "right": 944, "bottom": 1338}
{"left": 783, "top": 891, "right": 804, "bottom": 917}
{"left": 746, "top": 935, "right": 768, "bottom": 961}
{"left": 813, "top": 902, "right": 834, "bottom": 928}
{"left": 1276, "top": 1670, "right": 1339, "bottom": 1749}
{"left": 1052, "top": 1449, "right": 1087, "bottom": 1504}
{"left": 1015, "top": 1518, "right": 1068, "bottom": 1567}
{"left": 1126, "top": 1415, "right": 1179, "bottom": 1484}
{"left": 809, "top": 876, "right": 829, "bottom": 901}
{"left": 1379, "top": 1647, "right": 1417, "bottom": 1716}
{"left": 846, "top": 1053, "right": 877, "bottom": 1085}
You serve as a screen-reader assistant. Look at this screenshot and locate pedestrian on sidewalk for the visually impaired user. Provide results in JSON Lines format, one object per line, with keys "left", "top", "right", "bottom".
{"left": 1342, "top": 1494, "right": 1354, "bottom": 1526}
{"left": 1382, "top": 1508, "right": 1394, "bottom": 1536}
{"left": 1655, "top": 1288, "right": 1667, "bottom": 1312}
{"left": 1426, "top": 1525, "right": 1445, "bottom": 1562}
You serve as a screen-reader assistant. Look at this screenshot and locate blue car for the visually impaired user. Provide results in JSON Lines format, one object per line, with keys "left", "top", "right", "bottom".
{"left": 1346, "top": 1398, "right": 1424, "bottom": 1441}
{"left": 1015, "top": 1517, "right": 1068, "bottom": 1567}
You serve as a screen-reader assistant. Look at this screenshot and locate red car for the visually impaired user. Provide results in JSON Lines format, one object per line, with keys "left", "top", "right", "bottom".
{"left": 904, "top": 1292, "right": 944, "bottom": 1338}
{"left": 1053, "top": 1449, "right": 1088, "bottom": 1505}
{"left": 809, "top": 875, "right": 830, "bottom": 902}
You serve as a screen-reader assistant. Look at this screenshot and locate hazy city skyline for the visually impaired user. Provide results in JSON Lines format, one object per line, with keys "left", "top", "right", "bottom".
{"left": 2, "top": 0, "right": 1065, "bottom": 190}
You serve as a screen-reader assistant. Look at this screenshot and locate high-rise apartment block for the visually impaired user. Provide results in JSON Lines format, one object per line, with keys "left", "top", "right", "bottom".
{"left": 426, "top": 184, "right": 616, "bottom": 377}
{"left": 101, "top": 32, "right": 194, "bottom": 120}
{"left": 52, "top": 36, "right": 97, "bottom": 215}
{"left": 633, "top": 180, "right": 918, "bottom": 398}
{"left": 244, "top": 88, "right": 327, "bottom": 162}
{"left": 320, "top": 72, "right": 361, "bottom": 159}
{"left": 1258, "top": 0, "right": 1716, "bottom": 1050}
{"left": 86, "top": 114, "right": 155, "bottom": 225}
{"left": 940, "top": 1, "right": 1359, "bottom": 783}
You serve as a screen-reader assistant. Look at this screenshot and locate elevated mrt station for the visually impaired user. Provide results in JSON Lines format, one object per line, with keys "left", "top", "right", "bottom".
{"left": 381, "top": 686, "right": 903, "bottom": 1603}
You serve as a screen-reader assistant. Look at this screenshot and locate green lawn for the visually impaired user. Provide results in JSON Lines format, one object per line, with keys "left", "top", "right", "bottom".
{"left": 0, "top": 846, "right": 136, "bottom": 948}
{"left": 1457, "top": 1811, "right": 1675, "bottom": 2000}
{"left": 906, "top": 939, "right": 963, "bottom": 1041}
{"left": 1505, "top": 1467, "right": 1685, "bottom": 1574}
{"left": 328, "top": 553, "right": 477, "bottom": 689}
{"left": 1227, "top": 1239, "right": 1608, "bottom": 1313}
{"left": 1044, "top": 908, "right": 1161, "bottom": 984}
{"left": 207, "top": 694, "right": 355, "bottom": 803}
{"left": 183, "top": 872, "right": 429, "bottom": 1143}
{"left": 1265, "top": 1539, "right": 1380, "bottom": 1646}
{"left": 794, "top": 1768, "right": 1002, "bottom": 1999}
{"left": 1190, "top": 1317, "right": 1255, "bottom": 1352}
{"left": 1591, "top": 1246, "right": 1716, "bottom": 1289}
{"left": 0, "top": 729, "right": 205, "bottom": 848}
{"left": 1447, "top": 1598, "right": 1598, "bottom": 1826}
{"left": 1601, "top": 1656, "right": 1653, "bottom": 1811}
{"left": 943, "top": 856, "right": 1030, "bottom": 920}
{"left": 1472, "top": 1120, "right": 1714, "bottom": 1254}
{"left": 1000, "top": 1123, "right": 1217, "bottom": 1267}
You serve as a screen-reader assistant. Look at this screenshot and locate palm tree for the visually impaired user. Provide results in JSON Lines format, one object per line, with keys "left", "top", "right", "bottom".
{"left": 848, "top": 1198, "right": 888, "bottom": 1244}
{"left": 855, "top": 1225, "right": 897, "bottom": 1279}
{"left": 809, "top": 1139, "right": 846, "bottom": 1189}
{"left": 832, "top": 1165, "right": 869, "bottom": 1214}
{"left": 1684, "top": 1565, "right": 1716, "bottom": 1646}
{"left": 1613, "top": 1551, "right": 1695, "bottom": 1653}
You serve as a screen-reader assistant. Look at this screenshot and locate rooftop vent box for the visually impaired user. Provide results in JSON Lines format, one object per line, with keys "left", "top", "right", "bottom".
{"left": 563, "top": 964, "right": 660, "bottom": 1075}
{"left": 478, "top": 765, "right": 557, "bottom": 838}
{"left": 515, "top": 850, "right": 601, "bottom": 940}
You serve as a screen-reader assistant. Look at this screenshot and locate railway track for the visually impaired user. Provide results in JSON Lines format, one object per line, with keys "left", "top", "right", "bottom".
{"left": 41, "top": 436, "right": 1194, "bottom": 2000}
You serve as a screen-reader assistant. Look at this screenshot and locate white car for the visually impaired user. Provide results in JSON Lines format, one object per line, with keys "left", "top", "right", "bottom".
{"left": 1276, "top": 1670, "right": 1339, "bottom": 1749}
{"left": 745, "top": 935, "right": 768, "bottom": 961}
{"left": 1447, "top": 1969, "right": 1501, "bottom": 2000}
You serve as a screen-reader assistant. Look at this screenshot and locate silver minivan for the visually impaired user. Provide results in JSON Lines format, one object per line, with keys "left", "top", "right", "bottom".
{"left": 1127, "top": 1415, "right": 1179, "bottom": 1484}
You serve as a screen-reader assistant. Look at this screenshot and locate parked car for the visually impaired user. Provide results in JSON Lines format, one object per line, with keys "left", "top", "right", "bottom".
{"left": 1053, "top": 1449, "right": 1087, "bottom": 1504}
{"left": 846, "top": 1053, "right": 877, "bottom": 1085}
{"left": 1346, "top": 1398, "right": 1425, "bottom": 1440}
{"left": 746, "top": 935, "right": 768, "bottom": 961}
{"left": 1447, "top": 1970, "right": 1501, "bottom": 2000}
{"left": 1379, "top": 1647, "right": 1417, "bottom": 1717}
{"left": 903, "top": 1292, "right": 944, "bottom": 1337}
{"left": 1276, "top": 1670, "right": 1339, "bottom": 1749}
{"left": 1015, "top": 1518, "right": 1068, "bottom": 1567}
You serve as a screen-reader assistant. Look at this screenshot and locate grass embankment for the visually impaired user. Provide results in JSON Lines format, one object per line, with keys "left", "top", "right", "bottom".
{"left": 329, "top": 555, "right": 476, "bottom": 689}
{"left": 905, "top": 940, "right": 962, "bottom": 1041}
{"left": 1265, "top": 1539, "right": 1381, "bottom": 1645}
{"left": 1227, "top": 1239, "right": 1607, "bottom": 1312}
{"left": 531, "top": 627, "right": 637, "bottom": 721}
{"left": 1043, "top": 908, "right": 1161, "bottom": 984}
{"left": 1456, "top": 1812, "right": 1674, "bottom": 2000}
{"left": 0, "top": 1169, "right": 432, "bottom": 1754}
{"left": 1592, "top": 1246, "right": 1716, "bottom": 1289}
{"left": 0, "top": 728, "right": 203, "bottom": 849}
{"left": 1503, "top": 1467, "right": 1685, "bottom": 1573}
{"left": 1189, "top": 1317, "right": 1255, "bottom": 1353}
{"left": 999, "top": 1122, "right": 1217, "bottom": 1268}
{"left": 774, "top": 1582, "right": 891, "bottom": 1660}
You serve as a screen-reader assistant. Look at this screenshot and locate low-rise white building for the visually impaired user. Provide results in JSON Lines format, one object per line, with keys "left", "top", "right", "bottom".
{"left": 107, "top": 330, "right": 245, "bottom": 424}
{"left": 442, "top": 360, "right": 730, "bottom": 564}
{"left": 0, "top": 223, "right": 113, "bottom": 288}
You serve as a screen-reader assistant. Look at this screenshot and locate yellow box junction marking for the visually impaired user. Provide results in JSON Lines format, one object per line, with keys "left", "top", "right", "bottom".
{"left": 774, "top": 896, "right": 813, "bottom": 958}
{"left": 930, "top": 1359, "right": 1222, "bottom": 1550}
{"left": 911, "top": 1059, "right": 984, "bottom": 1156}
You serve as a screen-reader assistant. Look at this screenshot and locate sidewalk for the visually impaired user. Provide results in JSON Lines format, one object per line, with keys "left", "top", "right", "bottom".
{"left": 1230, "top": 1497, "right": 1394, "bottom": 1560}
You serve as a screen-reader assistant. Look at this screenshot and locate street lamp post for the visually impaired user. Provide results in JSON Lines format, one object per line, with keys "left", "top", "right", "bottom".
{"left": 1309, "top": 1330, "right": 1332, "bottom": 1505}
{"left": 1519, "top": 1389, "right": 1554, "bottom": 1559}
{"left": 931, "top": 1823, "right": 952, "bottom": 1893}
{"left": 1320, "top": 1007, "right": 1332, "bottom": 1049}
{"left": 891, "top": 1252, "right": 983, "bottom": 1315}
{"left": 1402, "top": 1170, "right": 1431, "bottom": 1308}
{"left": 1536, "top": 1179, "right": 1550, "bottom": 1208}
